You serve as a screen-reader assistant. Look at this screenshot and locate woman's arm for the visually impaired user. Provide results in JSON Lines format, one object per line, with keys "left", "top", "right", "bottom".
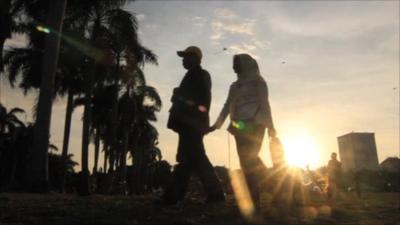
{"left": 213, "top": 83, "right": 234, "bottom": 129}
{"left": 258, "top": 81, "right": 275, "bottom": 132}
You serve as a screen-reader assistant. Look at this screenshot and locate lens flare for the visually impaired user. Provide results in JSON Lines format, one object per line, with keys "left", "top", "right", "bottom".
{"left": 36, "top": 25, "right": 50, "bottom": 34}
{"left": 229, "top": 170, "right": 255, "bottom": 221}
{"left": 198, "top": 105, "right": 207, "bottom": 112}
{"left": 34, "top": 23, "right": 111, "bottom": 63}
{"left": 232, "top": 121, "right": 245, "bottom": 130}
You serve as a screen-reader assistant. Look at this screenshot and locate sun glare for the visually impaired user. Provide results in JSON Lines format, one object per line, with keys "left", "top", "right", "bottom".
{"left": 281, "top": 132, "right": 321, "bottom": 169}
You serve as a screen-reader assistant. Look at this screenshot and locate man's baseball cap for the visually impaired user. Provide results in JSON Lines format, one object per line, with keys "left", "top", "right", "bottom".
{"left": 177, "top": 46, "right": 202, "bottom": 60}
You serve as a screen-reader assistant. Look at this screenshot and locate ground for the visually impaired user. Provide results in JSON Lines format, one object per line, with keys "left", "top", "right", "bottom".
{"left": 0, "top": 192, "right": 399, "bottom": 225}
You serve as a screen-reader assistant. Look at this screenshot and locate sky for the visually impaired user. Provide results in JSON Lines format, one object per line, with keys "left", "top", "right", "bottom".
{"left": 2, "top": 0, "right": 399, "bottom": 170}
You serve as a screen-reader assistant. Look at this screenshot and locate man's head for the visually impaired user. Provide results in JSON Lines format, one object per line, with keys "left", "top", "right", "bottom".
{"left": 177, "top": 46, "right": 202, "bottom": 70}
{"left": 331, "top": 152, "right": 337, "bottom": 160}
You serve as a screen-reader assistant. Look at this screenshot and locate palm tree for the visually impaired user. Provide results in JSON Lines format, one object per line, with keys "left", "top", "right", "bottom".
{"left": 0, "top": 103, "right": 25, "bottom": 188}
{"left": 73, "top": 0, "right": 157, "bottom": 195}
{"left": 2, "top": 8, "right": 88, "bottom": 193}
{"left": 0, "top": 0, "right": 26, "bottom": 72}
{"left": 3, "top": 0, "right": 112, "bottom": 193}
{"left": 89, "top": 85, "right": 114, "bottom": 174}
{"left": 57, "top": 26, "right": 88, "bottom": 193}
{"left": 0, "top": 103, "right": 25, "bottom": 134}
{"left": 25, "top": 0, "right": 67, "bottom": 192}
{"left": 0, "top": 128, "right": 21, "bottom": 189}
{"left": 121, "top": 83, "right": 161, "bottom": 194}
{"left": 3, "top": 0, "right": 159, "bottom": 194}
{"left": 49, "top": 152, "right": 78, "bottom": 191}
{"left": 104, "top": 12, "right": 157, "bottom": 174}
{"left": 111, "top": 62, "right": 161, "bottom": 192}
{"left": 8, "top": 123, "right": 34, "bottom": 189}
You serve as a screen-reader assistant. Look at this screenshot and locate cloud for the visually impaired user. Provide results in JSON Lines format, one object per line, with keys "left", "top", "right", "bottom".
{"left": 223, "top": 37, "right": 269, "bottom": 59}
{"left": 210, "top": 17, "right": 256, "bottom": 43}
{"left": 266, "top": 2, "right": 398, "bottom": 40}
{"left": 208, "top": 8, "right": 271, "bottom": 63}
{"left": 191, "top": 16, "right": 208, "bottom": 27}
{"left": 228, "top": 43, "right": 258, "bottom": 58}
{"left": 136, "top": 13, "right": 146, "bottom": 21}
{"left": 223, "top": 19, "right": 255, "bottom": 35}
{"left": 214, "top": 8, "right": 237, "bottom": 20}
{"left": 144, "top": 23, "right": 159, "bottom": 31}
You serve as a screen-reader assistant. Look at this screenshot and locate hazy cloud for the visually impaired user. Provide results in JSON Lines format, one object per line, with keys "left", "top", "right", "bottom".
{"left": 214, "top": 8, "right": 237, "bottom": 20}
{"left": 210, "top": 8, "right": 258, "bottom": 44}
{"left": 136, "top": 13, "right": 146, "bottom": 21}
{"left": 191, "top": 16, "right": 208, "bottom": 27}
{"left": 143, "top": 23, "right": 159, "bottom": 31}
{"left": 266, "top": 2, "right": 398, "bottom": 39}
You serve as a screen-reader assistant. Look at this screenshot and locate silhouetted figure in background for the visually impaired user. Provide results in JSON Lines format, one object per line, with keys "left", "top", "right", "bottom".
{"left": 353, "top": 170, "right": 362, "bottom": 198}
{"left": 327, "top": 152, "right": 342, "bottom": 202}
{"left": 162, "top": 46, "right": 225, "bottom": 205}
{"left": 209, "top": 54, "right": 276, "bottom": 209}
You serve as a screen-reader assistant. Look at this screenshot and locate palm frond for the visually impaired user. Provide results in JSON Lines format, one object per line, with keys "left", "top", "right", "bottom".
{"left": 49, "top": 144, "right": 59, "bottom": 152}
{"left": 139, "top": 85, "right": 162, "bottom": 111}
{"left": 8, "top": 107, "right": 25, "bottom": 115}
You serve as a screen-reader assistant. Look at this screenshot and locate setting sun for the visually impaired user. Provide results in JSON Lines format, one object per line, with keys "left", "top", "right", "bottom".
{"left": 281, "top": 132, "right": 321, "bottom": 169}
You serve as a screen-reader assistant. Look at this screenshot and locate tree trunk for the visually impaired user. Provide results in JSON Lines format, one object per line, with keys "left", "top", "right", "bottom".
{"left": 116, "top": 154, "right": 120, "bottom": 169}
{"left": 25, "top": 0, "right": 67, "bottom": 192}
{"left": 108, "top": 148, "right": 115, "bottom": 173}
{"left": 79, "top": 65, "right": 94, "bottom": 196}
{"left": 8, "top": 145, "right": 18, "bottom": 189}
{"left": 93, "top": 126, "right": 100, "bottom": 175}
{"left": 119, "top": 130, "right": 129, "bottom": 195}
{"left": 60, "top": 87, "right": 74, "bottom": 192}
{"left": 103, "top": 145, "right": 108, "bottom": 173}
{"left": 108, "top": 53, "right": 120, "bottom": 173}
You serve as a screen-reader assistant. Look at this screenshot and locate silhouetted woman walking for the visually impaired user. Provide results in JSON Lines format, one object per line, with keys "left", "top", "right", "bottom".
{"left": 209, "top": 53, "right": 276, "bottom": 209}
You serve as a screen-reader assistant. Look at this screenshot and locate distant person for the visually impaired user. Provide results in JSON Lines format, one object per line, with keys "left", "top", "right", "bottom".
{"left": 327, "top": 152, "right": 342, "bottom": 201}
{"left": 161, "top": 46, "right": 225, "bottom": 205}
{"left": 353, "top": 171, "right": 361, "bottom": 198}
{"left": 208, "top": 53, "right": 276, "bottom": 209}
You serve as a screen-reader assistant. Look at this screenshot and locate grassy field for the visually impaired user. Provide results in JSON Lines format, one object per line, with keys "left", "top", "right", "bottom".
{"left": 0, "top": 192, "right": 399, "bottom": 225}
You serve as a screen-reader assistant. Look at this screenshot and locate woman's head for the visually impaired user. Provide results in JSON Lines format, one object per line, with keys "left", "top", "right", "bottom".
{"left": 233, "top": 54, "right": 260, "bottom": 79}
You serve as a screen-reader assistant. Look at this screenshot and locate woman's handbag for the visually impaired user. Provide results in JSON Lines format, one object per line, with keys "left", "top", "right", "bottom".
{"left": 269, "top": 136, "right": 287, "bottom": 169}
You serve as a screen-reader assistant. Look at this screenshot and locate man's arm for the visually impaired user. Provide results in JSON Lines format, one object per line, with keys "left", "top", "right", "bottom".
{"left": 193, "top": 70, "right": 211, "bottom": 112}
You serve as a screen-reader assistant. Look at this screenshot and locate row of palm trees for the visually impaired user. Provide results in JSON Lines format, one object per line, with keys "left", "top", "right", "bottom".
{"left": 1, "top": 0, "right": 161, "bottom": 195}
{"left": 0, "top": 104, "right": 78, "bottom": 190}
{"left": 0, "top": 103, "right": 26, "bottom": 189}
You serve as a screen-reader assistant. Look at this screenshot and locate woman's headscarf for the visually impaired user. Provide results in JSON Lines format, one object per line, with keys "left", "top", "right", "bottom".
{"left": 234, "top": 53, "right": 262, "bottom": 82}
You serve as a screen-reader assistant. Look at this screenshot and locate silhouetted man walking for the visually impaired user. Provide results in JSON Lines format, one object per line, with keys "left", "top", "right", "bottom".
{"left": 327, "top": 152, "right": 342, "bottom": 202}
{"left": 162, "top": 46, "right": 225, "bottom": 204}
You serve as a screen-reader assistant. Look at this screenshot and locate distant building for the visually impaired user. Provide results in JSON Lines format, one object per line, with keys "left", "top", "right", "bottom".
{"left": 380, "top": 157, "right": 400, "bottom": 173}
{"left": 337, "top": 132, "right": 379, "bottom": 171}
